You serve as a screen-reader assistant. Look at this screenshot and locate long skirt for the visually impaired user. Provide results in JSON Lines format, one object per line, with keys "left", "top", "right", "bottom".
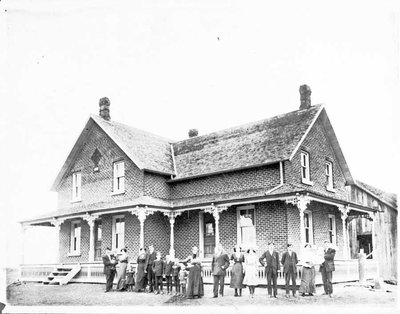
{"left": 116, "top": 262, "right": 127, "bottom": 290}
{"left": 186, "top": 265, "right": 204, "bottom": 298}
{"left": 299, "top": 266, "right": 316, "bottom": 294}
{"left": 230, "top": 262, "right": 244, "bottom": 288}
{"left": 135, "top": 261, "right": 147, "bottom": 291}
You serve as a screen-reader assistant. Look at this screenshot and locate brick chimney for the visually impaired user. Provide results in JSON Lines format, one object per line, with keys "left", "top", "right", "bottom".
{"left": 188, "top": 129, "right": 198, "bottom": 138}
{"left": 299, "top": 84, "right": 311, "bottom": 110}
{"left": 99, "top": 97, "right": 111, "bottom": 120}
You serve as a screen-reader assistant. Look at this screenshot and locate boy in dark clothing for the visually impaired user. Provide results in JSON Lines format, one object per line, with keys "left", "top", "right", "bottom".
{"left": 152, "top": 251, "right": 164, "bottom": 294}
{"left": 163, "top": 255, "right": 174, "bottom": 294}
{"left": 172, "top": 258, "right": 181, "bottom": 295}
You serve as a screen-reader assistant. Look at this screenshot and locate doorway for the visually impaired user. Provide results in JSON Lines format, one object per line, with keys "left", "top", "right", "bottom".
{"left": 203, "top": 212, "right": 215, "bottom": 258}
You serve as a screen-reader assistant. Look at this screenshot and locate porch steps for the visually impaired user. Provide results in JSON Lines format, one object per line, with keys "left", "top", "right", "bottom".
{"left": 43, "top": 265, "right": 81, "bottom": 285}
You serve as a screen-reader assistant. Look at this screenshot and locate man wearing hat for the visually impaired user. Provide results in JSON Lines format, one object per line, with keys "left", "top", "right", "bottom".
{"left": 259, "top": 242, "right": 280, "bottom": 298}
{"left": 211, "top": 245, "right": 230, "bottom": 297}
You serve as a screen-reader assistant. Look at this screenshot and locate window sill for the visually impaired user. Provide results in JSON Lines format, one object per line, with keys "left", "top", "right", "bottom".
{"left": 326, "top": 186, "right": 336, "bottom": 193}
{"left": 301, "top": 179, "right": 314, "bottom": 186}
{"left": 71, "top": 199, "right": 82, "bottom": 204}
{"left": 67, "top": 252, "right": 81, "bottom": 257}
{"left": 111, "top": 191, "right": 125, "bottom": 196}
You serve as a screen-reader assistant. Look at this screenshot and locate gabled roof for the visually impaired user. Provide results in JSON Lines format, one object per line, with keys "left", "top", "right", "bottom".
{"left": 354, "top": 180, "right": 397, "bottom": 210}
{"left": 51, "top": 115, "right": 175, "bottom": 191}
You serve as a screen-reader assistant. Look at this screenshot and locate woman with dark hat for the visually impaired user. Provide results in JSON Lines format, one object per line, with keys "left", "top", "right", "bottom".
{"left": 134, "top": 248, "right": 147, "bottom": 292}
{"left": 184, "top": 246, "right": 204, "bottom": 299}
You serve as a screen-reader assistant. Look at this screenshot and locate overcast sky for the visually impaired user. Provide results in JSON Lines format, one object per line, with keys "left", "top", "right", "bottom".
{"left": 0, "top": 0, "right": 398, "bottom": 266}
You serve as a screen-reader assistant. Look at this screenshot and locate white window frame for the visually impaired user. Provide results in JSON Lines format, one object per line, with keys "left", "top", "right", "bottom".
{"left": 236, "top": 205, "right": 256, "bottom": 248}
{"left": 300, "top": 151, "right": 313, "bottom": 185}
{"left": 325, "top": 161, "right": 335, "bottom": 192}
{"left": 304, "top": 210, "right": 314, "bottom": 245}
{"left": 112, "top": 215, "right": 125, "bottom": 251}
{"left": 328, "top": 214, "right": 337, "bottom": 245}
{"left": 69, "top": 220, "right": 81, "bottom": 256}
{"left": 112, "top": 161, "right": 125, "bottom": 195}
{"left": 71, "top": 171, "right": 81, "bottom": 202}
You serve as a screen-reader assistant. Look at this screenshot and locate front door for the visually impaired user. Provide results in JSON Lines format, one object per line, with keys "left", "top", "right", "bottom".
{"left": 94, "top": 220, "right": 102, "bottom": 261}
{"left": 203, "top": 212, "right": 215, "bottom": 258}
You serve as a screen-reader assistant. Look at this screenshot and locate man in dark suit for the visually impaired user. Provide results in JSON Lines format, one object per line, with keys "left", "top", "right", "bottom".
{"left": 145, "top": 245, "right": 156, "bottom": 293}
{"left": 259, "top": 242, "right": 280, "bottom": 298}
{"left": 319, "top": 240, "right": 336, "bottom": 297}
{"left": 211, "top": 245, "right": 230, "bottom": 297}
{"left": 102, "top": 247, "right": 117, "bottom": 292}
{"left": 281, "top": 243, "right": 298, "bottom": 298}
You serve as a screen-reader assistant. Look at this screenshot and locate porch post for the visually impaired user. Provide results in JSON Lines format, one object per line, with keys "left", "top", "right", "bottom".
{"left": 204, "top": 205, "right": 228, "bottom": 247}
{"left": 83, "top": 213, "right": 98, "bottom": 262}
{"left": 163, "top": 211, "right": 183, "bottom": 258}
{"left": 131, "top": 206, "right": 154, "bottom": 249}
{"left": 286, "top": 194, "right": 310, "bottom": 255}
{"left": 338, "top": 205, "right": 350, "bottom": 259}
{"left": 20, "top": 224, "right": 28, "bottom": 265}
{"left": 50, "top": 218, "right": 64, "bottom": 263}
{"left": 369, "top": 212, "right": 377, "bottom": 258}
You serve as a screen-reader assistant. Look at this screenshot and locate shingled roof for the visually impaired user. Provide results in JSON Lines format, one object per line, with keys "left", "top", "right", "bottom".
{"left": 355, "top": 180, "right": 397, "bottom": 209}
{"left": 172, "top": 105, "right": 323, "bottom": 179}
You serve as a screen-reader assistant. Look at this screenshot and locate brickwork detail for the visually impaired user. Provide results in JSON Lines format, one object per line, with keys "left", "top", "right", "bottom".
{"left": 143, "top": 211, "right": 170, "bottom": 257}
{"left": 59, "top": 219, "right": 89, "bottom": 263}
{"left": 284, "top": 119, "right": 348, "bottom": 200}
{"left": 170, "top": 164, "right": 280, "bottom": 200}
{"left": 144, "top": 172, "right": 170, "bottom": 199}
{"left": 219, "top": 206, "right": 237, "bottom": 253}
{"left": 57, "top": 123, "right": 144, "bottom": 209}
{"left": 174, "top": 211, "right": 200, "bottom": 259}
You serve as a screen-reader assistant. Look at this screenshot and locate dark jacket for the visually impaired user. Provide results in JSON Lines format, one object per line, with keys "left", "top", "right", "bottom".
{"left": 102, "top": 254, "right": 116, "bottom": 275}
{"left": 164, "top": 261, "right": 174, "bottom": 276}
{"left": 172, "top": 264, "right": 181, "bottom": 277}
{"left": 281, "top": 251, "right": 298, "bottom": 274}
{"left": 319, "top": 248, "right": 336, "bottom": 272}
{"left": 152, "top": 259, "right": 164, "bottom": 276}
{"left": 259, "top": 250, "right": 280, "bottom": 273}
{"left": 145, "top": 251, "right": 156, "bottom": 270}
{"left": 211, "top": 253, "right": 230, "bottom": 276}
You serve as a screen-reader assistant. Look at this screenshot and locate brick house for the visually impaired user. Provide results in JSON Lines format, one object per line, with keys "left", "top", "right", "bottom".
{"left": 20, "top": 85, "right": 397, "bottom": 281}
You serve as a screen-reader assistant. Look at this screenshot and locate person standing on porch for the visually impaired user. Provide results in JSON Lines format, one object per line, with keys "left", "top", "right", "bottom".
{"left": 145, "top": 245, "right": 156, "bottom": 293}
{"left": 116, "top": 248, "right": 128, "bottom": 291}
{"left": 211, "top": 245, "right": 230, "bottom": 298}
{"left": 102, "top": 247, "right": 117, "bottom": 292}
{"left": 281, "top": 244, "right": 298, "bottom": 298}
{"left": 184, "top": 246, "right": 204, "bottom": 299}
{"left": 319, "top": 240, "right": 336, "bottom": 297}
{"left": 230, "top": 244, "right": 245, "bottom": 297}
{"left": 259, "top": 242, "right": 280, "bottom": 298}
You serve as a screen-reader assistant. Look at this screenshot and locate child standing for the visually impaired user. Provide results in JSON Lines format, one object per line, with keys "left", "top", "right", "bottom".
{"left": 163, "top": 255, "right": 174, "bottom": 295}
{"left": 172, "top": 258, "right": 181, "bottom": 295}
{"left": 179, "top": 263, "right": 188, "bottom": 296}
{"left": 152, "top": 251, "right": 164, "bottom": 294}
{"left": 126, "top": 263, "right": 136, "bottom": 292}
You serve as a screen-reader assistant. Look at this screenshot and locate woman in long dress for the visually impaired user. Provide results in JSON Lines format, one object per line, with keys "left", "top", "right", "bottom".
{"left": 299, "top": 244, "right": 316, "bottom": 296}
{"left": 184, "top": 246, "right": 204, "bottom": 299}
{"left": 243, "top": 247, "right": 259, "bottom": 298}
{"left": 230, "top": 244, "right": 245, "bottom": 297}
{"left": 116, "top": 248, "right": 128, "bottom": 291}
{"left": 134, "top": 248, "right": 147, "bottom": 292}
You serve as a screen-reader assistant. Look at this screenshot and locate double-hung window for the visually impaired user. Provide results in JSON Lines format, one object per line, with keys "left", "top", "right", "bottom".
{"left": 69, "top": 220, "right": 81, "bottom": 255}
{"left": 328, "top": 214, "right": 336, "bottom": 245}
{"left": 237, "top": 205, "right": 256, "bottom": 247}
{"left": 325, "top": 161, "right": 334, "bottom": 191}
{"left": 304, "top": 210, "right": 313, "bottom": 245}
{"left": 112, "top": 215, "right": 125, "bottom": 250}
{"left": 300, "top": 151, "right": 313, "bottom": 185}
{"left": 72, "top": 171, "right": 81, "bottom": 202}
{"left": 113, "top": 161, "right": 125, "bottom": 194}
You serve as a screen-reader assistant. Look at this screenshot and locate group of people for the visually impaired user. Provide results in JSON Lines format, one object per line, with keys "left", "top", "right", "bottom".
{"left": 102, "top": 240, "right": 336, "bottom": 299}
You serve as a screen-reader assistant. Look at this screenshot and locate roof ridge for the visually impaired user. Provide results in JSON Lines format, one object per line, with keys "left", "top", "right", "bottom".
{"left": 173, "top": 104, "right": 323, "bottom": 144}
{"left": 90, "top": 114, "right": 175, "bottom": 143}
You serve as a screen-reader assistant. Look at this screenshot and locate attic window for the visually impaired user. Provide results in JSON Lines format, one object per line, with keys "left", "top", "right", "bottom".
{"left": 300, "top": 151, "right": 313, "bottom": 186}
{"left": 112, "top": 161, "right": 125, "bottom": 194}
{"left": 91, "top": 149, "right": 102, "bottom": 172}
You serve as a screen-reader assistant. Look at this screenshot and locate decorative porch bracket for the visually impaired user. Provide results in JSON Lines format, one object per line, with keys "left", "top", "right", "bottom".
{"left": 338, "top": 205, "right": 350, "bottom": 259}
{"left": 83, "top": 213, "right": 99, "bottom": 262}
{"left": 202, "top": 204, "right": 229, "bottom": 246}
{"left": 286, "top": 194, "right": 311, "bottom": 253}
{"left": 163, "top": 211, "right": 184, "bottom": 258}
{"left": 131, "top": 206, "right": 155, "bottom": 249}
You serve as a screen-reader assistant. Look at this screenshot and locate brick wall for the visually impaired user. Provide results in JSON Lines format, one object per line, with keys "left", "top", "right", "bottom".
{"left": 59, "top": 219, "right": 89, "bottom": 263}
{"left": 143, "top": 211, "right": 170, "bottom": 258}
{"left": 174, "top": 210, "right": 200, "bottom": 259}
{"left": 170, "top": 164, "right": 280, "bottom": 200}
{"left": 284, "top": 118, "right": 348, "bottom": 200}
{"left": 219, "top": 206, "right": 238, "bottom": 254}
{"left": 144, "top": 172, "right": 170, "bottom": 199}
{"left": 57, "top": 123, "right": 144, "bottom": 210}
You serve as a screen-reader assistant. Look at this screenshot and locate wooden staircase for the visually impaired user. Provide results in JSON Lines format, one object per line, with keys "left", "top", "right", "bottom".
{"left": 43, "top": 265, "right": 81, "bottom": 285}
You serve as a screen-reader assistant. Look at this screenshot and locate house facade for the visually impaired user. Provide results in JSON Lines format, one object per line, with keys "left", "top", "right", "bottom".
{"left": 21, "top": 85, "right": 397, "bottom": 280}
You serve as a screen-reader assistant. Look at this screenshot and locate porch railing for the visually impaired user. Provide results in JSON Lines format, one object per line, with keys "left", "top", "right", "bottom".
{"left": 20, "top": 258, "right": 378, "bottom": 285}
